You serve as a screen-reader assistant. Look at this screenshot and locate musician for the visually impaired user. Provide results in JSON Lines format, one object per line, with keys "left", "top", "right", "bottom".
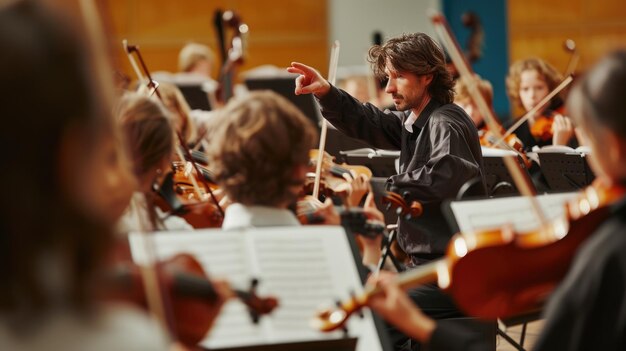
{"left": 505, "top": 58, "right": 576, "bottom": 149}
{"left": 203, "top": 91, "right": 384, "bottom": 266}
{"left": 367, "top": 50, "right": 626, "bottom": 351}
{"left": 178, "top": 42, "right": 216, "bottom": 78}
{"left": 202, "top": 91, "right": 316, "bottom": 228}
{"left": 0, "top": 1, "right": 170, "bottom": 349}
{"left": 115, "top": 92, "right": 194, "bottom": 232}
{"left": 453, "top": 74, "right": 493, "bottom": 128}
{"left": 158, "top": 82, "right": 199, "bottom": 146}
{"left": 288, "top": 32, "right": 486, "bottom": 350}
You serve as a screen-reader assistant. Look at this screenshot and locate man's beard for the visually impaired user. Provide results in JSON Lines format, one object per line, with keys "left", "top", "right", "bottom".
{"left": 392, "top": 93, "right": 420, "bottom": 111}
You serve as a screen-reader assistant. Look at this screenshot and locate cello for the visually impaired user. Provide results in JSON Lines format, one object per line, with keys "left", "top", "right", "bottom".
{"left": 214, "top": 10, "right": 248, "bottom": 105}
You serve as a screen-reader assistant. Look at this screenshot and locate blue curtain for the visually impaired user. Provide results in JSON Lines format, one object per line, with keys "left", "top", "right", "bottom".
{"left": 442, "top": 0, "right": 511, "bottom": 121}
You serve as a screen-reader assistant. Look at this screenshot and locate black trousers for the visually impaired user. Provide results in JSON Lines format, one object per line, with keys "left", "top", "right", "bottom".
{"left": 386, "top": 282, "right": 464, "bottom": 351}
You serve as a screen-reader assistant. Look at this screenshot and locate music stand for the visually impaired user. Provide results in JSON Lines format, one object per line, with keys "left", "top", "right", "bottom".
{"left": 482, "top": 155, "right": 529, "bottom": 197}
{"left": 441, "top": 193, "right": 578, "bottom": 351}
{"left": 151, "top": 71, "right": 214, "bottom": 111}
{"left": 538, "top": 152, "right": 595, "bottom": 192}
{"left": 342, "top": 153, "right": 398, "bottom": 177}
{"left": 443, "top": 198, "right": 531, "bottom": 351}
{"left": 325, "top": 127, "right": 373, "bottom": 161}
{"left": 245, "top": 77, "right": 321, "bottom": 131}
{"left": 210, "top": 338, "right": 357, "bottom": 351}
{"left": 177, "top": 84, "right": 212, "bottom": 111}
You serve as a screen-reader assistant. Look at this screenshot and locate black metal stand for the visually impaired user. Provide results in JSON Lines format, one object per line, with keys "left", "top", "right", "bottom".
{"left": 497, "top": 326, "right": 527, "bottom": 351}
{"left": 377, "top": 228, "right": 405, "bottom": 273}
{"left": 538, "top": 152, "right": 595, "bottom": 192}
{"left": 497, "top": 309, "right": 541, "bottom": 351}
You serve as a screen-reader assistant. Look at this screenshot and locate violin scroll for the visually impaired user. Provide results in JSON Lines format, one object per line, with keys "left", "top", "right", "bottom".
{"left": 234, "top": 278, "right": 279, "bottom": 323}
{"left": 381, "top": 191, "right": 423, "bottom": 220}
{"left": 310, "top": 296, "right": 363, "bottom": 332}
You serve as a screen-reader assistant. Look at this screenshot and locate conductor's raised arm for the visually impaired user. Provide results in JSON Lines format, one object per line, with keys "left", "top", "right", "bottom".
{"left": 287, "top": 62, "right": 331, "bottom": 97}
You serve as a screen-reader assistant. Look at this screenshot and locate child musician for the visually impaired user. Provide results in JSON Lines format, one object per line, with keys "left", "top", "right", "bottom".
{"left": 505, "top": 58, "right": 576, "bottom": 149}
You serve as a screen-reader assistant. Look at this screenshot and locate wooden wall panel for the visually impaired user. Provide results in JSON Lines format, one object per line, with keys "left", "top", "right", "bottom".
{"left": 103, "top": 0, "right": 328, "bottom": 82}
{"left": 508, "top": 0, "right": 626, "bottom": 75}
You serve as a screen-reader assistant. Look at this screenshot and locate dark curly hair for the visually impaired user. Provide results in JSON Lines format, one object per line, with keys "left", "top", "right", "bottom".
{"left": 368, "top": 33, "right": 455, "bottom": 104}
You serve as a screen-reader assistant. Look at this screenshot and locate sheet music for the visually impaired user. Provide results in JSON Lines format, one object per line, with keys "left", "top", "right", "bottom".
{"left": 129, "top": 226, "right": 385, "bottom": 351}
{"left": 450, "top": 192, "right": 578, "bottom": 233}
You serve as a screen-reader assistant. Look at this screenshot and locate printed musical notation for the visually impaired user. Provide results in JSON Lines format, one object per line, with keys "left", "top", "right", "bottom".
{"left": 129, "top": 226, "right": 386, "bottom": 351}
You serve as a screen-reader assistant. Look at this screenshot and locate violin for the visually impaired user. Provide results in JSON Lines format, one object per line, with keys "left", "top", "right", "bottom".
{"left": 530, "top": 114, "right": 554, "bottom": 142}
{"left": 311, "top": 182, "right": 626, "bottom": 332}
{"left": 302, "top": 149, "right": 373, "bottom": 200}
{"left": 154, "top": 168, "right": 224, "bottom": 229}
{"left": 105, "top": 251, "right": 278, "bottom": 346}
{"left": 164, "top": 151, "right": 227, "bottom": 228}
{"left": 525, "top": 39, "right": 578, "bottom": 145}
{"left": 479, "top": 126, "right": 523, "bottom": 151}
{"left": 529, "top": 105, "right": 565, "bottom": 143}
{"left": 310, "top": 149, "right": 372, "bottom": 178}
{"left": 154, "top": 152, "right": 224, "bottom": 229}
{"left": 379, "top": 191, "right": 422, "bottom": 265}
{"left": 170, "top": 160, "right": 219, "bottom": 194}
{"left": 479, "top": 125, "right": 532, "bottom": 168}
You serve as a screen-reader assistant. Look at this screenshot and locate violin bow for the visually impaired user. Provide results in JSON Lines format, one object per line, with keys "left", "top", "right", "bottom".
{"left": 122, "top": 39, "right": 145, "bottom": 84}
{"left": 121, "top": 40, "right": 199, "bottom": 199}
{"left": 123, "top": 41, "right": 161, "bottom": 99}
{"left": 312, "top": 40, "right": 340, "bottom": 199}
{"left": 429, "top": 11, "right": 548, "bottom": 226}
{"left": 78, "top": 0, "right": 115, "bottom": 107}
{"left": 175, "top": 133, "right": 225, "bottom": 217}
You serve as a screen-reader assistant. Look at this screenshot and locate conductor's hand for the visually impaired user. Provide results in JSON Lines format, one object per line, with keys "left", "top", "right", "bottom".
{"left": 287, "top": 62, "right": 331, "bottom": 98}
